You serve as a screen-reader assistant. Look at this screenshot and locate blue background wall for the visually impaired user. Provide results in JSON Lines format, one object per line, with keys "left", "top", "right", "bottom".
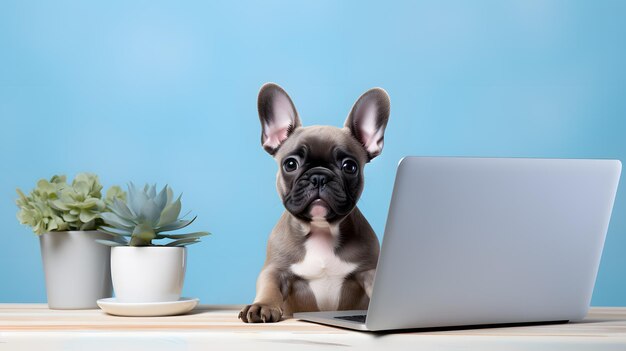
{"left": 1, "top": 1, "right": 625, "bottom": 305}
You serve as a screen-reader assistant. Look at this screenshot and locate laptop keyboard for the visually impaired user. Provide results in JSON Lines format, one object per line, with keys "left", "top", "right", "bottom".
{"left": 334, "top": 314, "right": 367, "bottom": 323}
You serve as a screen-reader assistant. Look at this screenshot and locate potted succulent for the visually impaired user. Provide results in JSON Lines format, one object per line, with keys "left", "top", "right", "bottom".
{"left": 97, "top": 183, "right": 209, "bottom": 303}
{"left": 15, "top": 173, "right": 125, "bottom": 309}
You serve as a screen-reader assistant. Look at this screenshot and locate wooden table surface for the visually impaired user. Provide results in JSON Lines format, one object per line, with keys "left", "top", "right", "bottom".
{"left": 1, "top": 304, "right": 625, "bottom": 350}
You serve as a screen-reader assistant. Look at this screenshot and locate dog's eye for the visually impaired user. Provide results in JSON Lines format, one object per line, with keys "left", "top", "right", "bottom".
{"left": 342, "top": 160, "right": 358, "bottom": 175}
{"left": 283, "top": 157, "right": 299, "bottom": 172}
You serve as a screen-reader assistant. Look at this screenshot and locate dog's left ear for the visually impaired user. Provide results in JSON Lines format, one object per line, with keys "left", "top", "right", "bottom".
{"left": 344, "top": 88, "right": 390, "bottom": 160}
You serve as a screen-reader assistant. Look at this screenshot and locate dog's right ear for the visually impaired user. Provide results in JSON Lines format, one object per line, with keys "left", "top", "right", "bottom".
{"left": 257, "top": 83, "right": 301, "bottom": 155}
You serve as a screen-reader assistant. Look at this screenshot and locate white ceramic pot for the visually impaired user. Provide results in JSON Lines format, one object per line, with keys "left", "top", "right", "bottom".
{"left": 111, "top": 246, "right": 186, "bottom": 303}
{"left": 39, "top": 230, "right": 113, "bottom": 309}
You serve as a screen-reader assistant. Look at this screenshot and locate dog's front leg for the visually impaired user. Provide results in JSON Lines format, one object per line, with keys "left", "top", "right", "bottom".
{"left": 356, "top": 269, "right": 376, "bottom": 298}
{"left": 239, "top": 265, "right": 286, "bottom": 323}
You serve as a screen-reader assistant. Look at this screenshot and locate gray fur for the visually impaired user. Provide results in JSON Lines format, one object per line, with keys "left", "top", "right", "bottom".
{"left": 239, "top": 84, "right": 389, "bottom": 323}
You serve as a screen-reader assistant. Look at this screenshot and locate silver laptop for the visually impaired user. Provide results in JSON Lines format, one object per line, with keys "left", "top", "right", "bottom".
{"left": 294, "top": 157, "right": 621, "bottom": 331}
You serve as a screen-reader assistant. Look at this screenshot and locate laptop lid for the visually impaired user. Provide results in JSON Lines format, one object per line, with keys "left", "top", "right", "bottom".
{"left": 365, "top": 157, "right": 621, "bottom": 331}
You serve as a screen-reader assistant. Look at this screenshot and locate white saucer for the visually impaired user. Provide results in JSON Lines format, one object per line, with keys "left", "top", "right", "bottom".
{"left": 97, "top": 297, "right": 199, "bottom": 317}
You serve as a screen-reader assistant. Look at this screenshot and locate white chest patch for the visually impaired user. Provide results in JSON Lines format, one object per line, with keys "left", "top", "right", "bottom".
{"left": 290, "top": 225, "right": 357, "bottom": 311}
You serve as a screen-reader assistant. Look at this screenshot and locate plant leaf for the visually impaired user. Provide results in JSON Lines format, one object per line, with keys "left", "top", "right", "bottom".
{"left": 165, "top": 238, "right": 200, "bottom": 247}
{"left": 140, "top": 198, "right": 161, "bottom": 225}
{"left": 79, "top": 219, "right": 97, "bottom": 231}
{"left": 50, "top": 199, "right": 67, "bottom": 211}
{"left": 156, "top": 231, "right": 209, "bottom": 240}
{"left": 166, "top": 186, "right": 174, "bottom": 205}
{"left": 95, "top": 239, "right": 127, "bottom": 247}
{"left": 98, "top": 226, "right": 132, "bottom": 236}
{"left": 127, "top": 182, "right": 148, "bottom": 217}
{"left": 155, "top": 216, "right": 197, "bottom": 233}
{"left": 79, "top": 210, "right": 98, "bottom": 223}
{"left": 155, "top": 185, "right": 168, "bottom": 210}
{"left": 177, "top": 240, "right": 200, "bottom": 247}
{"left": 157, "top": 194, "right": 181, "bottom": 226}
{"left": 100, "top": 212, "right": 135, "bottom": 229}
{"left": 110, "top": 198, "right": 133, "bottom": 219}
{"left": 148, "top": 184, "right": 157, "bottom": 199}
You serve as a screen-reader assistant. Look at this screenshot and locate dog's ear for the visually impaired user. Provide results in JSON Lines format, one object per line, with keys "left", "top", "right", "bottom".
{"left": 344, "top": 88, "right": 390, "bottom": 160}
{"left": 257, "top": 83, "right": 301, "bottom": 155}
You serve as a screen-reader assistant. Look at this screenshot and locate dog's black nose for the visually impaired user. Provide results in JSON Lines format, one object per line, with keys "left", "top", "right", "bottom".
{"left": 309, "top": 174, "right": 327, "bottom": 189}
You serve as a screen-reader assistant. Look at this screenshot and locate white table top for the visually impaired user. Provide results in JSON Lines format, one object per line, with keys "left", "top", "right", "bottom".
{"left": 1, "top": 304, "right": 626, "bottom": 350}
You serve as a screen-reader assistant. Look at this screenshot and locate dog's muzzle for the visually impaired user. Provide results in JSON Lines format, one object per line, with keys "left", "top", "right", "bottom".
{"left": 283, "top": 167, "right": 353, "bottom": 221}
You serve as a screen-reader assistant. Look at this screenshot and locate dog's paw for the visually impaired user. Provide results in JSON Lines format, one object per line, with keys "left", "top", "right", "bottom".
{"left": 238, "top": 304, "right": 283, "bottom": 323}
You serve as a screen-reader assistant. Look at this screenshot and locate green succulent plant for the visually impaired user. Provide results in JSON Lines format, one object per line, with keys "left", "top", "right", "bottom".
{"left": 16, "top": 175, "right": 68, "bottom": 234}
{"left": 16, "top": 173, "right": 126, "bottom": 235}
{"left": 97, "top": 183, "right": 209, "bottom": 247}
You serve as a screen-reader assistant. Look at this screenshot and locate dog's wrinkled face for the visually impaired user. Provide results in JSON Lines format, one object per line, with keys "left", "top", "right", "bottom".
{"left": 257, "top": 83, "right": 390, "bottom": 224}
{"left": 274, "top": 126, "right": 368, "bottom": 223}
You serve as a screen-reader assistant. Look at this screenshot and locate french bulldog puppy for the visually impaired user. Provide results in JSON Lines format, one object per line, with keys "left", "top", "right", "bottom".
{"left": 239, "top": 83, "right": 390, "bottom": 323}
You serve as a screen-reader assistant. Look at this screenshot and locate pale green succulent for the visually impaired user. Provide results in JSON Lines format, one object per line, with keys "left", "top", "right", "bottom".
{"left": 16, "top": 173, "right": 126, "bottom": 235}
{"left": 104, "top": 186, "right": 126, "bottom": 206}
{"left": 97, "top": 183, "right": 209, "bottom": 247}
{"left": 16, "top": 176, "right": 69, "bottom": 234}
